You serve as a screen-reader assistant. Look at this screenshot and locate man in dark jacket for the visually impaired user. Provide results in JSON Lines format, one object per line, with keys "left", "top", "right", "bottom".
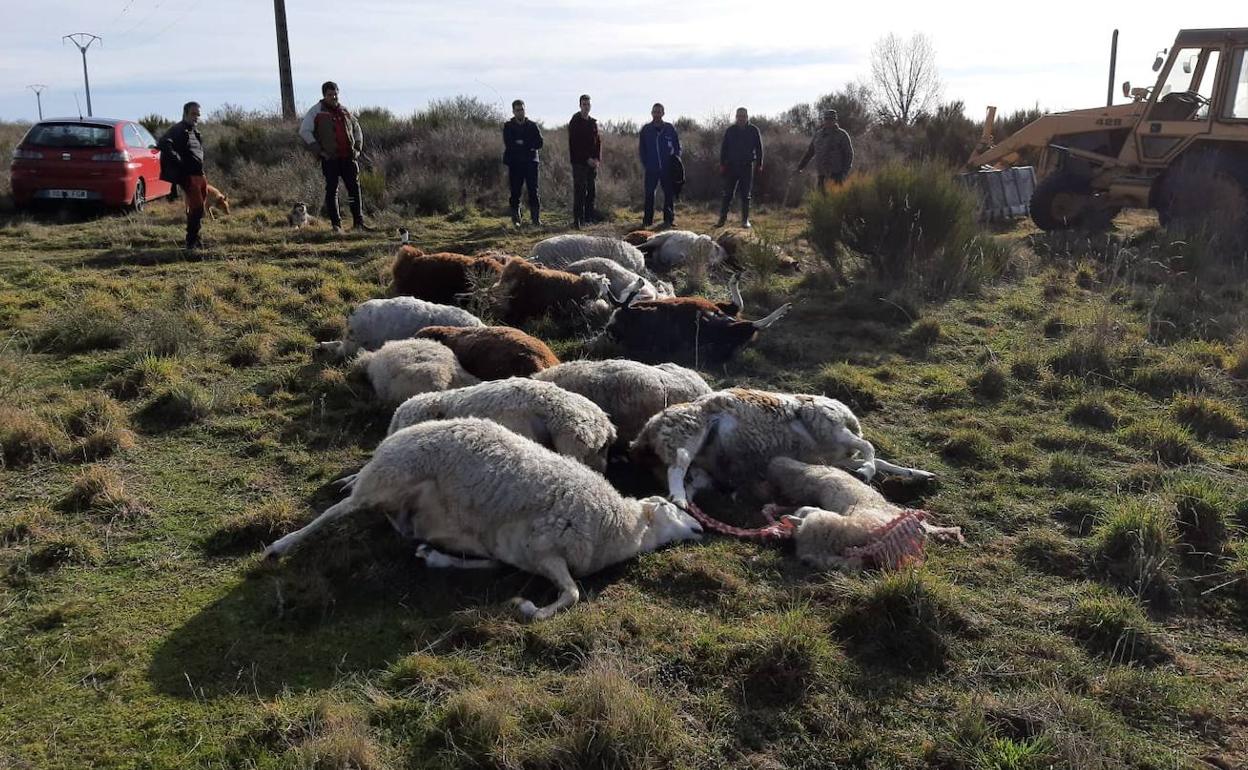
{"left": 298, "top": 81, "right": 370, "bottom": 233}
{"left": 158, "top": 101, "right": 206, "bottom": 250}
{"left": 717, "top": 107, "right": 764, "bottom": 228}
{"left": 503, "top": 99, "right": 543, "bottom": 227}
{"left": 568, "top": 94, "right": 602, "bottom": 228}
{"left": 798, "top": 109, "right": 855, "bottom": 191}
{"left": 638, "top": 102, "right": 681, "bottom": 227}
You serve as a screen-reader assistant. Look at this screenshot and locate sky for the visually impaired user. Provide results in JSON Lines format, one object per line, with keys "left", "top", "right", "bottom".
{"left": 0, "top": 1, "right": 1242, "bottom": 126}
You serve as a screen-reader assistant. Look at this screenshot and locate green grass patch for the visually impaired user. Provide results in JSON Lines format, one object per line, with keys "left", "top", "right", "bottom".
{"left": 813, "top": 362, "right": 883, "bottom": 412}
{"left": 837, "top": 568, "right": 972, "bottom": 672}
{"left": 1170, "top": 394, "right": 1244, "bottom": 440}
{"left": 1166, "top": 476, "right": 1235, "bottom": 559}
{"left": 1090, "top": 497, "right": 1177, "bottom": 603}
{"left": 1119, "top": 418, "right": 1202, "bottom": 466}
{"left": 1065, "top": 396, "right": 1119, "bottom": 430}
{"left": 1065, "top": 590, "right": 1170, "bottom": 665}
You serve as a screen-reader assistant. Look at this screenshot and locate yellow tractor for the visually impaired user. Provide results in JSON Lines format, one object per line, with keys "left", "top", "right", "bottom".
{"left": 967, "top": 28, "right": 1248, "bottom": 232}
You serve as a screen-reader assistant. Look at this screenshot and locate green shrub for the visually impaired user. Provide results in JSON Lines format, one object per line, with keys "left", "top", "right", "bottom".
{"left": 806, "top": 161, "right": 1008, "bottom": 296}
{"left": 1170, "top": 394, "right": 1244, "bottom": 439}
{"left": 1091, "top": 497, "right": 1177, "bottom": 602}
{"left": 138, "top": 382, "right": 213, "bottom": 430}
{"left": 814, "top": 363, "right": 883, "bottom": 412}
{"left": 1048, "top": 335, "right": 1117, "bottom": 380}
{"left": 33, "top": 291, "right": 127, "bottom": 353}
{"left": 225, "top": 332, "right": 276, "bottom": 367}
{"left": 1120, "top": 419, "right": 1202, "bottom": 466}
{"left": 1129, "top": 358, "right": 1208, "bottom": 398}
{"left": 1065, "top": 590, "right": 1170, "bottom": 664}
{"left": 942, "top": 429, "right": 994, "bottom": 467}
{"left": 1166, "top": 476, "right": 1234, "bottom": 558}
{"left": 1066, "top": 396, "right": 1118, "bottom": 430}
{"left": 0, "top": 407, "right": 68, "bottom": 467}
{"left": 1009, "top": 355, "right": 1044, "bottom": 382}
{"left": 837, "top": 568, "right": 971, "bottom": 671}
{"left": 970, "top": 364, "right": 1007, "bottom": 401}
{"left": 105, "top": 354, "right": 185, "bottom": 400}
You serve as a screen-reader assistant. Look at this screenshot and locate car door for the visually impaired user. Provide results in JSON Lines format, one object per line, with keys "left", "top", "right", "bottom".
{"left": 124, "top": 123, "right": 164, "bottom": 197}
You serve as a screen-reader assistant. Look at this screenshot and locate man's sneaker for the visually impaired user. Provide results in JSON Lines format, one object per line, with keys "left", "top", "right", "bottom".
{"left": 332, "top": 224, "right": 343, "bottom": 234}
{"left": 742, "top": 219, "right": 753, "bottom": 229}
{"left": 353, "top": 220, "right": 373, "bottom": 232}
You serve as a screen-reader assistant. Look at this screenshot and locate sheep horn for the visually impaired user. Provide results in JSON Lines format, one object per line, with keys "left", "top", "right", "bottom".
{"left": 751, "top": 303, "right": 792, "bottom": 330}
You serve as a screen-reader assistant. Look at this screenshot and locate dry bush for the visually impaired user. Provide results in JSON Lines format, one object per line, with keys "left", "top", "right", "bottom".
{"left": 0, "top": 406, "right": 68, "bottom": 467}
{"left": 61, "top": 465, "right": 145, "bottom": 520}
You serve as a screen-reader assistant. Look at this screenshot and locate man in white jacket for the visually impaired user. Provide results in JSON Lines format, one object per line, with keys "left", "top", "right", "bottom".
{"left": 299, "top": 81, "right": 370, "bottom": 232}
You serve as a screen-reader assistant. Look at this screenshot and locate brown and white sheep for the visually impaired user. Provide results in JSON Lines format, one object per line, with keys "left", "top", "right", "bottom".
{"left": 623, "top": 230, "right": 657, "bottom": 246}
{"left": 497, "top": 258, "right": 609, "bottom": 327}
{"left": 391, "top": 245, "right": 505, "bottom": 306}
{"left": 415, "top": 325, "right": 560, "bottom": 380}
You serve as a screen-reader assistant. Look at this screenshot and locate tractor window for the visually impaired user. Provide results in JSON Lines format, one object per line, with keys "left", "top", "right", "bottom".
{"left": 1150, "top": 47, "right": 1218, "bottom": 122}
{"left": 1225, "top": 49, "right": 1248, "bottom": 119}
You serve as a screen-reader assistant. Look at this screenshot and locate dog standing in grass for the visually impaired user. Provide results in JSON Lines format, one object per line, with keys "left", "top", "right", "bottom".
{"left": 204, "top": 185, "right": 230, "bottom": 219}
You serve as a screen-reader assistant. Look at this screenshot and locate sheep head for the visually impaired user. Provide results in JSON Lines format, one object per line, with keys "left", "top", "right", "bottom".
{"left": 637, "top": 496, "right": 703, "bottom": 552}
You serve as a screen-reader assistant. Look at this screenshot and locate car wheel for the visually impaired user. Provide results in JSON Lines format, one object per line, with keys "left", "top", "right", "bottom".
{"left": 131, "top": 179, "right": 146, "bottom": 213}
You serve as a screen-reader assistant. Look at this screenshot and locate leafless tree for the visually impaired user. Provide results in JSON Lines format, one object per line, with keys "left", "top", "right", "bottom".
{"left": 868, "top": 33, "right": 942, "bottom": 126}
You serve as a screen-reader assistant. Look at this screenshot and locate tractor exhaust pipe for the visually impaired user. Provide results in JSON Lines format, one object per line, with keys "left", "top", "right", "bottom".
{"left": 1107, "top": 29, "right": 1119, "bottom": 107}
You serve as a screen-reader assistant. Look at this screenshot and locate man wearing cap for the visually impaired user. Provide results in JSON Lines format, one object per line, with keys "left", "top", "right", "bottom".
{"left": 798, "top": 109, "right": 855, "bottom": 191}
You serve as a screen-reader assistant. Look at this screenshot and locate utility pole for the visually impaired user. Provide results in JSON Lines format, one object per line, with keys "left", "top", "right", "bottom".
{"left": 63, "top": 33, "right": 101, "bottom": 117}
{"left": 27, "top": 85, "right": 48, "bottom": 120}
{"left": 273, "top": 0, "right": 296, "bottom": 120}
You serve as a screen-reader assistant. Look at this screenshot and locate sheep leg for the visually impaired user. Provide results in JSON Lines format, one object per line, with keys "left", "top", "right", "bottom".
{"left": 829, "top": 427, "right": 878, "bottom": 482}
{"left": 335, "top": 472, "right": 361, "bottom": 493}
{"left": 921, "top": 523, "right": 966, "bottom": 545}
{"left": 263, "top": 498, "right": 357, "bottom": 559}
{"left": 416, "top": 543, "right": 499, "bottom": 569}
{"left": 666, "top": 423, "right": 714, "bottom": 507}
{"left": 511, "top": 556, "right": 580, "bottom": 621}
{"left": 873, "top": 458, "right": 936, "bottom": 482}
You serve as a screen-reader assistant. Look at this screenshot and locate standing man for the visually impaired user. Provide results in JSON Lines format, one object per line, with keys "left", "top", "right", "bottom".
{"left": 638, "top": 102, "right": 681, "bottom": 228}
{"left": 568, "top": 94, "right": 602, "bottom": 229}
{"left": 798, "top": 109, "right": 855, "bottom": 191}
{"left": 717, "top": 107, "right": 764, "bottom": 229}
{"left": 299, "top": 81, "right": 370, "bottom": 233}
{"left": 503, "top": 99, "right": 543, "bottom": 227}
{"left": 158, "top": 101, "right": 206, "bottom": 250}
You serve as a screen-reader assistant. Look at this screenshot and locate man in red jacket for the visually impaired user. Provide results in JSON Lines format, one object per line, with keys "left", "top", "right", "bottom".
{"left": 299, "top": 81, "right": 370, "bottom": 233}
{"left": 568, "top": 94, "right": 602, "bottom": 229}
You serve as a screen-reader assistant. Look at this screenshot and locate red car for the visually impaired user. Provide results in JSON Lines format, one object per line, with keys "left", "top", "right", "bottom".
{"left": 9, "top": 118, "right": 174, "bottom": 211}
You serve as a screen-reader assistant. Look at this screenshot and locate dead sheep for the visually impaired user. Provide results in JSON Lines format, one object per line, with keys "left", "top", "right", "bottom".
{"left": 353, "top": 338, "right": 479, "bottom": 404}
{"left": 533, "top": 358, "right": 711, "bottom": 445}
{"left": 415, "top": 325, "right": 559, "bottom": 380}
{"left": 263, "top": 418, "right": 703, "bottom": 620}
{"left": 630, "top": 388, "right": 935, "bottom": 507}
{"left": 529, "top": 234, "right": 646, "bottom": 273}
{"left": 387, "top": 377, "right": 615, "bottom": 471}
{"left": 319, "top": 296, "right": 484, "bottom": 359}
{"left": 636, "top": 230, "right": 729, "bottom": 273}
{"left": 563, "top": 257, "right": 673, "bottom": 302}
{"left": 765, "top": 458, "right": 963, "bottom": 571}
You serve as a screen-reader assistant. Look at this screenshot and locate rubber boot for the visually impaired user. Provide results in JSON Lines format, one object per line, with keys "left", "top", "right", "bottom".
{"left": 741, "top": 200, "right": 752, "bottom": 229}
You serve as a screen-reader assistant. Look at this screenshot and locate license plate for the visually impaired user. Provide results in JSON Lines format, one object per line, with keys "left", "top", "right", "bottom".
{"left": 46, "top": 189, "right": 89, "bottom": 199}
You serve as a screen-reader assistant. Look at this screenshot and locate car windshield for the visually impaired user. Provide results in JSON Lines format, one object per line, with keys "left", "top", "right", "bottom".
{"left": 23, "top": 123, "right": 114, "bottom": 148}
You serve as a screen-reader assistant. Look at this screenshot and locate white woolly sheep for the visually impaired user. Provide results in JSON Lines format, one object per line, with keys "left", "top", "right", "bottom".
{"left": 386, "top": 377, "right": 616, "bottom": 471}
{"left": 529, "top": 234, "right": 646, "bottom": 273}
{"left": 263, "top": 418, "right": 703, "bottom": 620}
{"left": 533, "top": 359, "right": 712, "bottom": 445}
{"left": 629, "top": 388, "right": 935, "bottom": 507}
{"left": 354, "top": 339, "right": 479, "bottom": 404}
{"left": 319, "top": 296, "right": 484, "bottom": 359}
{"left": 765, "top": 458, "right": 963, "bottom": 571}
{"left": 636, "top": 230, "right": 729, "bottom": 273}
{"left": 562, "top": 257, "right": 673, "bottom": 302}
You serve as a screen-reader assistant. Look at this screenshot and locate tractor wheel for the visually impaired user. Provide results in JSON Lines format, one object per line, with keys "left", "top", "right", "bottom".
{"left": 1030, "top": 172, "right": 1119, "bottom": 232}
{"left": 1153, "top": 152, "right": 1248, "bottom": 237}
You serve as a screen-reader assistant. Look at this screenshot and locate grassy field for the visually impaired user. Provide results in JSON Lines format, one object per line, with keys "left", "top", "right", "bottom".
{"left": 1, "top": 197, "right": 1246, "bottom": 769}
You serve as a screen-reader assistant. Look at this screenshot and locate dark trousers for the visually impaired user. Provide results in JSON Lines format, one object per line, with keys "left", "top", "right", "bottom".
{"left": 643, "top": 166, "right": 675, "bottom": 225}
{"left": 719, "top": 163, "right": 755, "bottom": 219}
{"left": 817, "top": 171, "right": 848, "bottom": 192}
{"left": 571, "top": 162, "right": 597, "bottom": 224}
{"left": 508, "top": 162, "right": 540, "bottom": 221}
{"left": 321, "top": 157, "right": 363, "bottom": 227}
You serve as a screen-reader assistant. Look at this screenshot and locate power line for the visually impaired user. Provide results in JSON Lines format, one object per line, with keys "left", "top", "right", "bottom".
{"left": 27, "top": 85, "right": 48, "bottom": 120}
{"left": 62, "top": 33, "right": 102, "bottom": 117}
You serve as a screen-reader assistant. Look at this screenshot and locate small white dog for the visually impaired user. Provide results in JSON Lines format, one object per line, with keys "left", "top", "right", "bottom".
{"left": 287, "top": 202, "right": 314, "bottom": 228}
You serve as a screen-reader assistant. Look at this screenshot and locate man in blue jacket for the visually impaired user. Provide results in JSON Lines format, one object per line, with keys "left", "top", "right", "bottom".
{"left": 503, "top": 99, "right": 543, "bottom": 227}
{"left": 638, "top": 102, "right": 681, "bottom": 227}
